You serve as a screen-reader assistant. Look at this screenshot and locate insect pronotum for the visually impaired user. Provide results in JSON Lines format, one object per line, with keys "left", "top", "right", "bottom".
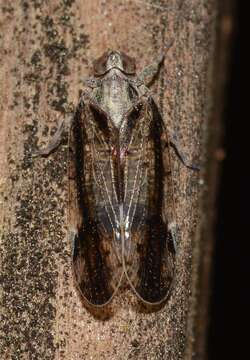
{"left": 37, "top": 49, "right": 198, "bottom": 307}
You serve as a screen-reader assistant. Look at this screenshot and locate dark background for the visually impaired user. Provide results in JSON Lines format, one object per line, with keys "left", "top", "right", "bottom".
{"left": 208, "top": 2, "right": 248, "bottom": 359}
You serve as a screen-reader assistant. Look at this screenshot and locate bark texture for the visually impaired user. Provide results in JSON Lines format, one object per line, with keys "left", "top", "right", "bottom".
{"left": 0, "top": 1, "right": 231, "bottom": 359}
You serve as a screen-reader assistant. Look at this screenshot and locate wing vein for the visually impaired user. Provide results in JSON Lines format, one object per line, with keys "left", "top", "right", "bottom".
{"left": 90, "top": 125, "right": 119, "bottom": 229}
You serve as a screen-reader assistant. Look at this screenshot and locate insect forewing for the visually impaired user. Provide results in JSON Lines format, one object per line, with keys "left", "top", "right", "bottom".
{"left": 121, "top": 98, "right": 176, "bottom": 305}
{"left": 69, "top": 100, "right": 124, "bottom": 307}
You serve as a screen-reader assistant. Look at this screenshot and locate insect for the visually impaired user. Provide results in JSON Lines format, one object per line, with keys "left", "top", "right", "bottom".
{"left": 37, "top": 49, "right": 198, "bottom": 307}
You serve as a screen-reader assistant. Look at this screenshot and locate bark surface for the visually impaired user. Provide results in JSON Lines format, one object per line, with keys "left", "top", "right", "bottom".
{"left": 0, "top": 1, "right": 231, "bottom": 359}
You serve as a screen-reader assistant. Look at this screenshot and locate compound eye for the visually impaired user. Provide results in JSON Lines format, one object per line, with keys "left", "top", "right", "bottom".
{"left": 93, "top": 51, "right": 110, "bottom": 76}
{"left": 120, "top": 52, "right": 136, "bottom": 74}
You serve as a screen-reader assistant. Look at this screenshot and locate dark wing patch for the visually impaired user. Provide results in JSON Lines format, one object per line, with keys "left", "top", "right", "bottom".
{"left": 69, "top": 100, "right": 123, "bottom": 306}
{"left": 121, "top": 99, "right": 176, "bottom": 305}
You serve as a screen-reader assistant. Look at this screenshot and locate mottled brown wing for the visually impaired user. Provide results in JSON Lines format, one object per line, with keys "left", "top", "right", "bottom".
{"left": 69, "top": 100, "right": 123, "bottom": 307}
{"left": 121, "top": 98, "right": 176, "bottom": 305}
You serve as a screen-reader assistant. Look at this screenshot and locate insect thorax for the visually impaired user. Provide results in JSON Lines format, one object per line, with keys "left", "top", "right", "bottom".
{"left": 94, "top": 69, "right": 138, "bottom": 128}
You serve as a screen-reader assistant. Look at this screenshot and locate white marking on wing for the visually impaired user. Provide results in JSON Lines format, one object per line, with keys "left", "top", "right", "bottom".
{"left": 125, "top": 132, "right": 145, "bottom": 226}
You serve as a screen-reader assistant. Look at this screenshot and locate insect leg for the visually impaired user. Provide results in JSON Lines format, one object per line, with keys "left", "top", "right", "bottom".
{"left": 33, "top": 115, "right": 72, "bottom": 157}
{"left": 168, "top": 136, "right": 200, "bottom": 171}
{"left": 138, "top": 40, "right": 174, "bottom": 86}
{"left": 138, "top": 56, "right": 164, "bottom": 86}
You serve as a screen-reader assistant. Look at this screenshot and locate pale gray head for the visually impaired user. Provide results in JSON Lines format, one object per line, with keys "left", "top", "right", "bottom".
{"left": 93, "top": 50, "right": 136, "bottom": 76}
{"left": 106, "top": 52, "right": 123, "bottom": 71}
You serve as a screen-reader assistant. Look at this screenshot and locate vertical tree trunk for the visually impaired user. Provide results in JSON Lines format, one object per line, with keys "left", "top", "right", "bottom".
{"left": 0, "top": 1, "right": 233, "bottom": 359}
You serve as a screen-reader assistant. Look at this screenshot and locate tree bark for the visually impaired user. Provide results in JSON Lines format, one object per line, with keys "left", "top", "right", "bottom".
{"left": 0, "top": 1, "right": 232, "bottom": 359}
